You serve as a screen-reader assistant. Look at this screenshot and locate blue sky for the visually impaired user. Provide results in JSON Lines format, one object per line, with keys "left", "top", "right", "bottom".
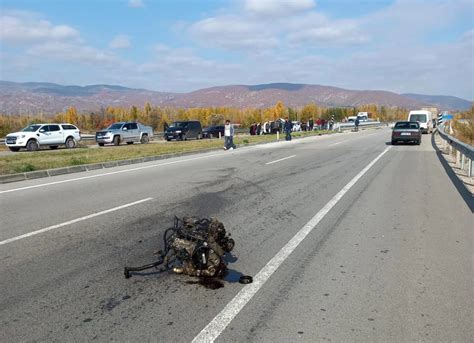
{"left": 1, "top": 0, "right": 473, "bottom": 99}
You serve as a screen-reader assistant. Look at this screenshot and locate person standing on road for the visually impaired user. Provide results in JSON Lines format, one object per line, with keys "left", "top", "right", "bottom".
{"left": 284, "top": 117, "right": 292, "bottom": 141}
{"left": 354, "top": 117, "right": 360, "bottom": 132}
{"left": 224, "top": 119, "right": 236, "bottom": 150}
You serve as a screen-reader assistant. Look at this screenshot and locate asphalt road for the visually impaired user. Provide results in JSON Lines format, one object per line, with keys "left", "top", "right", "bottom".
{"left": 0, "top": 128, "right": 472, "bottom": 342}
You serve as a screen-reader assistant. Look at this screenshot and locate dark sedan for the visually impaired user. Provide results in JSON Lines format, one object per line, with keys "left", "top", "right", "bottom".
{"left": 391, "top": 121, "right": 421, "bottom": 145}
{"left": 202, "top": 125, "right": 225, "bottom": 138}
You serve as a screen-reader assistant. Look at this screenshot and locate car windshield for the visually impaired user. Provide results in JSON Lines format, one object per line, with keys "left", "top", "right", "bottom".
{"left": 395, "top": 122, "right": 419, "bottom": 129}
{"left": 410, "top": 114, "right": 427, "bottom": 122}
{"left": 107, "top": 123, "right": 124, "bottom": 130}
{"left": 21, "top": 124, "right": 42, "bottom": 132}
{"left": 170, "top": 122, "right": 186, "bottom": 128}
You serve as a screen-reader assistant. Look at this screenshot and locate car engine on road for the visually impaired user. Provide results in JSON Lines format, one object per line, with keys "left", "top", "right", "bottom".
{"left": 124, "top": 216, "right": 235, "bottom": 278}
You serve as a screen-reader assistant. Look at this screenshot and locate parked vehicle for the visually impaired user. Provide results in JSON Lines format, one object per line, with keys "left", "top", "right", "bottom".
{"left": 202, "top": 125, "right": 224, "bottom": 138}
{"left": 408, "top": 110, "right": 433, "bottom": 134}
{"left": 95, "top": 122, "right": 153, "bottom": 146}
{"left": 164, "top": 121, "right": 202, "bottom": 141}
{"left": 5, "top": 123, "right": 81, "bottom": 152}
{"left": 391, "top": 121, "right": 421, "bottom": 145}
{"left": 291, "top": 121, "right": 301, "bottom": 132}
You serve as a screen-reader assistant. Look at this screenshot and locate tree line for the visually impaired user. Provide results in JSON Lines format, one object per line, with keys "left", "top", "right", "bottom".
{"left": 0, "top": 101, "right": 410, "bottom": 137}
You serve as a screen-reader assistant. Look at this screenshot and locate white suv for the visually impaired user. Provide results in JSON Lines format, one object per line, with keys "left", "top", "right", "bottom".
{"left": 5, "top": 123, "right": 81, "bottom": 152}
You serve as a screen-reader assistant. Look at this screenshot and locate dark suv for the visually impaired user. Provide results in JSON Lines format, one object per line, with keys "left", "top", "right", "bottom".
{"left": 202, "top": 125, "right": 225, "bottom": 138}
{"left": 165, "top": 121, "right": 203, "bottom": 141}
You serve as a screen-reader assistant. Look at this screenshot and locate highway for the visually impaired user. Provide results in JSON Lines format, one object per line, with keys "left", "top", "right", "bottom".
{"left": 0, "top": 128, "right": 472, "bottom": 342}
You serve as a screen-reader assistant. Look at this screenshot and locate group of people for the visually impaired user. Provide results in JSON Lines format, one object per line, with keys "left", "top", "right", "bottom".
{"left": 222, "top": 116, "right": 339, "bottom": 150}
{"left": 249, "top": 123, "right": 262, "bottom": 135}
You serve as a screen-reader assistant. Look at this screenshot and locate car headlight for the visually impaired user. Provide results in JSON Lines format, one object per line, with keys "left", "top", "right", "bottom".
{"left": 175, "top": 130, "right": 182, "bottom": 133}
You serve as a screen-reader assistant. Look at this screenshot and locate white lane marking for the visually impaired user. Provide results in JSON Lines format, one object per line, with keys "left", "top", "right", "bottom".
{"left": 0, "top": 197, "right": 153, "bottom": 246}
{"left": 0, "top": 152, "right": 227, "bottom": 194}
{"left": 265, "top": 155, "right": 296, "bottom": 165}
{"left": 192, "top": 146, "right": 392, "bottom": 343}
{"left": 328, "top": 141, "right": 343, "bottom": 146}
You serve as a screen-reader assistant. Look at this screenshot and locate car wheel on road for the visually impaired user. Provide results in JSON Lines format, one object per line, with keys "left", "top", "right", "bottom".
{"left": 9, "top": 147, "right": 20, "bottom": 152}
{"left": 391, "top": 140, "right": 397, "bottom": 145}
{"left": 98, "top": 143, "right": 104, "bottom": 146}
{"left": 26, "top": 139, "right": 39, "bottom": 151}
{"left": 113, "top": 136, "right": 120, "bottom": 146}
{"left": 49, "top": 145, "right": 58, "bottom": 150}
{"left": 417, "top": 139, "right": 421, "bottom": 145}
{"left": 166, "top": 138, "right": 171, "bottom": 142}
{"left": 65, "top": 137, "right": 76, "bottom": 149}
{"left": 140, "top": 135, "right": 149, "bottom": 144}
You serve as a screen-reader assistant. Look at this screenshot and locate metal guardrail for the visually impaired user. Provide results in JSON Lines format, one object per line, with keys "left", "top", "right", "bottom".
{"left": 336, "top": 121, "right": 383, "bottom": 131}
{"left": 437, "top": 124, "right": 473, "bottom": 177}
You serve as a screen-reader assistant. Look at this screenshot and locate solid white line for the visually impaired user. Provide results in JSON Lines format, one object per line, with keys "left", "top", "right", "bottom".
{"left": 328, "top": 141, "right": 343, "bottom": 146}
{"left": 0, "top": 153, "right": 226, "bottom": 194}
{"left": 0, "top": 197, "right": 153, "bottom": 246}
{"left": 265, "top": 155, "right": 296, "bottom": 165}
{"left": 192, "top": 146, "right": 392, "bottom": 343}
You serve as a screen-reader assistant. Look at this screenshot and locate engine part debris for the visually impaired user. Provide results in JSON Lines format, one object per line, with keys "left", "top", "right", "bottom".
{"left": 239, "top": 275, "right": 253, "bottom": 284}
{"left": 124, "top": 216, "right": 235, "bottom": 279}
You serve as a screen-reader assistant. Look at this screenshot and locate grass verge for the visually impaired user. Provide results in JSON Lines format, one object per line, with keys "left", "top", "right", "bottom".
{"left": 0, "top": 130, "right": 332, "bottom": 175}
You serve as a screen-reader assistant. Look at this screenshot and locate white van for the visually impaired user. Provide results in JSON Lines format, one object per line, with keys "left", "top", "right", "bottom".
{"left": 408, "top": 110, "right": 433, "bottom": 134}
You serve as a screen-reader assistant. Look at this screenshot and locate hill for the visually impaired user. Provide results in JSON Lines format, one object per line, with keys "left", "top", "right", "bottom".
{"left": 401, "top": 93, "right": 471, "bottom": 111}
{"left": 1, "top": 81, "right": 469, "bottom": 114}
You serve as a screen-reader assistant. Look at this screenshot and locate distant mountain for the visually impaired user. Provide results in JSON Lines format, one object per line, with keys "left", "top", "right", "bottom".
{"left": 0, "top": 81, "right": 179, "bottom": 114}
{"left": 401, "top": 93, "right": 471, "bottom": 111}
{"left": 0, "top": 80, "right": 469, "bottom": 115}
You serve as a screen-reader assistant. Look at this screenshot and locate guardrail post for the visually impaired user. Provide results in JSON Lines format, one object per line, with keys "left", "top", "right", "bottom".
{"left": 456, "top": 150, "right": 460, "bottom": 166}
{"left": 277, "top": 131, "right": 280, "bottom": 140}
{"left": 469, "top": 158, "right": 473, "bottom": 177}
{"left": 461, "top": 154, "right": 465, "bottom": 170}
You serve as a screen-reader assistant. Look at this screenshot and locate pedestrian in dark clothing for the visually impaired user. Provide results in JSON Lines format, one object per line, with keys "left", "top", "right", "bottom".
{"left": 354, "top": 117, "right": 360, "bottom": 132}
{"left": 284, "top": 117, "right": 292, "bottom": 141}
{"left": 309, "top": 119, "right": 314, "bottom": 131}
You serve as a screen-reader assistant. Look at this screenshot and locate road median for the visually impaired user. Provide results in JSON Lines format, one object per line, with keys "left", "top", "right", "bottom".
{"left": 0, "top": 130, "right": 336, "bottom": 183}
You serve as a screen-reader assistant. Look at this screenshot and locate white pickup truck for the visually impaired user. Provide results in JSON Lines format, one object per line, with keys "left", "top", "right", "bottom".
{"left": 5, "top": 123, "right": 81, "bottom": 152}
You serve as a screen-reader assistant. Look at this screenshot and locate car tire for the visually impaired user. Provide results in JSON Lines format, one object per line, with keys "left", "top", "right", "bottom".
{"left": 49, "top": 145, "right": 59, "bottom": 150}
{"left": 140, "top": 134, "right": 149, "bottom": 144}
{"left": 65, "top": 137, "right": 76, "bottom": 149}
{"left": 417, "top": 139, "right": 421, "bottom": 145}
{"left": 26, "top": 139, "right": 39, "bottom": 151}
{"left": 166, "top": 138, "right": 171, "bottom": 142}
{"left": 197, "top": 133, "right": 202, "bottom": 140}
{"left": 113, "top": 135, "right": 120, "bottom": 146}
{"left": 391, "top": 140, "right": 396, "bottom": 145}
{"left": 98, "top": 143, "right": 104, "bottom": 146}
{"left": 8, "top": 147, "right": 20, "bottom": 152}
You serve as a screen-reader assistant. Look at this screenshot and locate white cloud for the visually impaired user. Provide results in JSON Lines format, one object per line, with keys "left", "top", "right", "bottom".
{"left": 0, "top": 11, "right": 79, "bottom": 44}
{"left": 27, "top": 41, "right": 121, "bottom": 65}
{"left": 190, "top": 16, "right": 279, "bottom": 51}
{"left": 128, "top": 0, "right": 144, "bottom": 8}
{"left": 109, "top": 35, "right": 131, "bottom": 49}
{"left": 244, "top": 0, "right": 315, "bottom": 16}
